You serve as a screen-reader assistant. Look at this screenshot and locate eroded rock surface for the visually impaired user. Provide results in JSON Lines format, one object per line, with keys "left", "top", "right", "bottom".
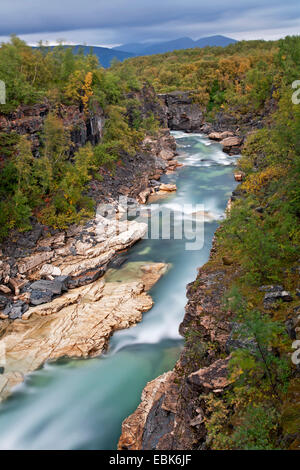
{"left": 0, "top": 261, "right": 168, "bottom": 401}
{"left": 118, "top": 371, "right": 176, "bottom": 450}
{"left": 0, "top": 213, "right": 148, "bottom": 318}
{"left": 159, "top": 92, "right": 203, "bottom": 132}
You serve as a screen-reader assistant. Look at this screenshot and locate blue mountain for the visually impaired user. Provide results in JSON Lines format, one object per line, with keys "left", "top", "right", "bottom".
{"left": 113, "top": 35, "right": 237, "bottom": 56}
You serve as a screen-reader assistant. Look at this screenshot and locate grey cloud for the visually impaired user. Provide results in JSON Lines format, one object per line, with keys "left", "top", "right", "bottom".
{"left": 0, "top": 0, "right": 299, "bottom": 44}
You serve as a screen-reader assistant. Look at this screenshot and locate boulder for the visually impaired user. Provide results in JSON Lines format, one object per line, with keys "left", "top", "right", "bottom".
{"left": 208, "top": 131, "right": 234, "bottom": 141}
{"left": 222, "top": 256, "right": 233, "bottom": 266}
{"left": 159, "top": 149, "right": 175, "bottom": 161}
{"left": 159, "top": 183, "right": 177, "bottom": 192}
{"left": 67, "top": 267, "right": 106, "bottom": 289}
{"left": 221, "top": 136, "right": 243, "bottom": 155}
{"left": 8, "top": 277, "right": 28, "bottom": 296}
{"left": 190, "top": 409, "right": 204, "bottom": 427}
{"left": 30, "top": 290, "right": 54, "bottom": 306}
{"left": 234, "top": 171, "right": 245, "bottom": 182}
{"left": 30, "top": 277, "right": 69, "bottom": 296}
{"left": 3, "top": 300, "right": 29, "bottom": 320}
{"left": 264, "top": 290, "right": 293, "bottom": 307}
{"left": 29, "top": 276, "right": 69, "bottom": 305}
{"left": 220, "top": 136, "right": 242, "bottom": 148}
{"left": 0, "top": 285, "right": 11, "bottom": 295}
{"left": 0, "top": 295, "right": 10, "bottom": 310}
{"left": 261, "top": 285, "right": 293, "bottom": 308}
{"left": 138, "top": 188, "right": 151, "bottom": 204}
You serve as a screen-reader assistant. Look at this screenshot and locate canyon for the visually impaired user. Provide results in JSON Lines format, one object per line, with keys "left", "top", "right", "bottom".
{"left": 0, "top": 87, "right": 272, "bottom": 450}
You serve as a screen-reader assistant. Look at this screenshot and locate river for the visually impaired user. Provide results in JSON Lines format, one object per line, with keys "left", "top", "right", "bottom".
{"left": 0, "top": 131, "right": 237, "bottom": 450}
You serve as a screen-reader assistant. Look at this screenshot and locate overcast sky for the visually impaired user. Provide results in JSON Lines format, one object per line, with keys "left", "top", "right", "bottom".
{"left": 0, "top": 0, "right": 299, "bottom": 47}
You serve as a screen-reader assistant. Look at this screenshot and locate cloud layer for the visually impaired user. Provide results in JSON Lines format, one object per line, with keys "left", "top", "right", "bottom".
{"left": 0, "top": 0, "right": 299, "bottom": 45}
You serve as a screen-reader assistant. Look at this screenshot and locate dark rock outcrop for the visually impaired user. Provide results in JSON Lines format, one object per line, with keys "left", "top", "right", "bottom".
{"left": 158, "top": 91, "right": 203, "bottom": 132}
{"left": 28, "top": 276, "right": 69, "bottom": 305}
{"left": 3, "top": 300, "right": 29, "bottom": 319}
{"left": 0, "top": 100, "right": 104, "bottom": 158}
{"left": 127, "top": 85, "right": 168, "bottom": 128}
{"left": 261, "top": 285, "right": 293, "bottom": 308}
{"left": 88, "top": 129, "right": 177, "bottom": 204}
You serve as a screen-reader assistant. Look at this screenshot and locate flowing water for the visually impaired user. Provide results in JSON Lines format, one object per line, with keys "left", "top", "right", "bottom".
{"left": 0, "top": 132, "right": 237, "bottom": 450}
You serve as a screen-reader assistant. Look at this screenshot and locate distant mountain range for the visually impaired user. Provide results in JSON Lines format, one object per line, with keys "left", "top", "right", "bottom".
{"left": 113, "top": 35, "right": 237, "bottom": 56}
{"left": 34, "top": 44, "right": 135, "bottom": 68}
{"left": 36, "top": 35, "right": 237, "bottom": 69}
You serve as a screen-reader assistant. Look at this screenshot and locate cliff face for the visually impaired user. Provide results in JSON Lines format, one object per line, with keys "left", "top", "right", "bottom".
{"left": 127, "top": 85, "right": 168, "bottom": 128}
{"left": 118, "top": 227, "right": 299, "bottom": 450}
{"left": 0, "top": 100, "right": 105, "bottom": 158}
{"left": 158, "top": 91, "right": 203, "bottom": 132}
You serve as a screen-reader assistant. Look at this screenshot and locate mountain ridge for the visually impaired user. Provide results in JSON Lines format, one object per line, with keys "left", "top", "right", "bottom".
{"left": 114, "top": 35, "right": 237, "bottom": 56}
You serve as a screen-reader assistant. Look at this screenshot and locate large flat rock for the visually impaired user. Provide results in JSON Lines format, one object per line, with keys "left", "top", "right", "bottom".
{"left": 0, "top": 261, "right": 168, "bottom": 402}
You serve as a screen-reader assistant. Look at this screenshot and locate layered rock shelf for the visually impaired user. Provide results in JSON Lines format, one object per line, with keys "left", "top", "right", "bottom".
{"left": 0, "top": 212, "right": 149, "bottom": 319}
{"left": 0, "top": 257, "right": 169, "bottom": 401}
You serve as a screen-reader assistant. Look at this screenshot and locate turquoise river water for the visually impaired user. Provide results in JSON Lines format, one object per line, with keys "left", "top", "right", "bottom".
{"left": 0, "top": 131, "right": 237, "bottom": 450}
